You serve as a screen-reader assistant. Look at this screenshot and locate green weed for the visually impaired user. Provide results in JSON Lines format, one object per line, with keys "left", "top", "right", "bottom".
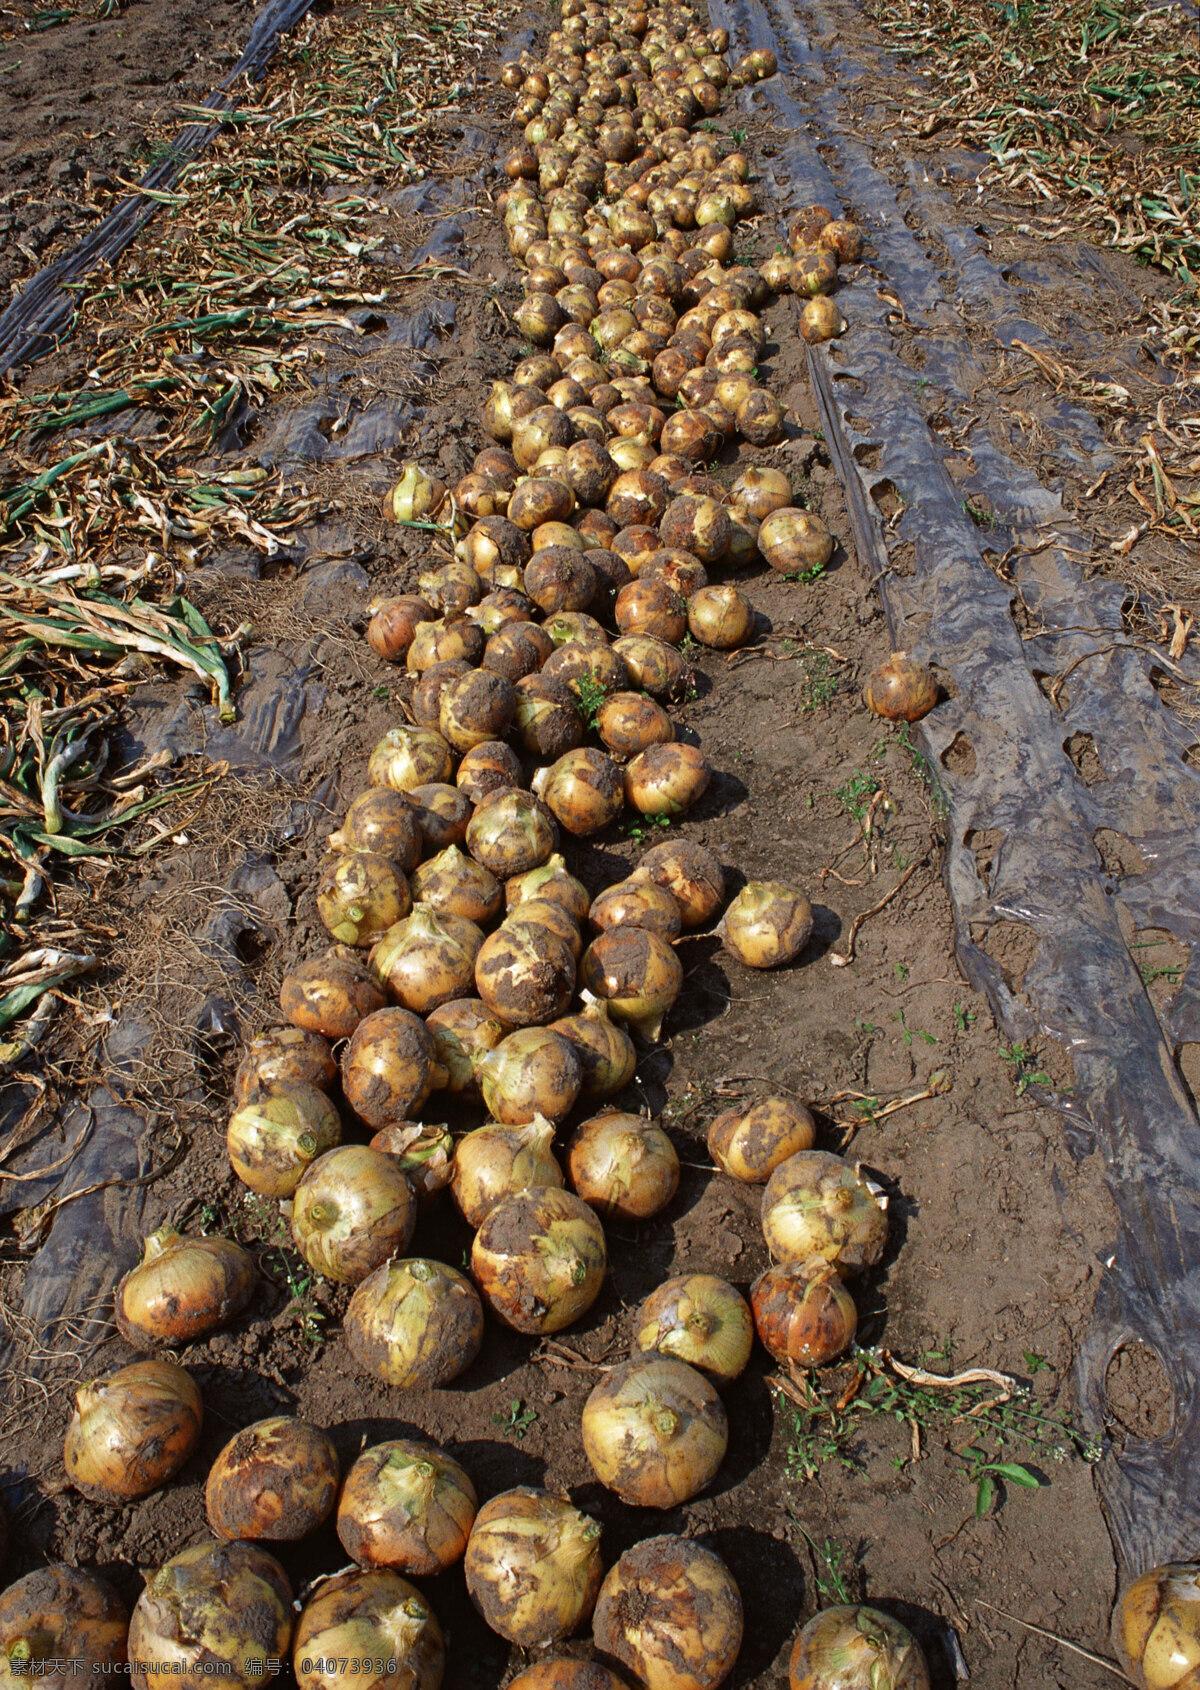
{"left": 493, "top": 1399, "right": 538, "bottom": 1439}
{"left": 794, "top": 1526, "right": 858, "bottom": 1606}
{"left": 573, "top": 671, "right": 610, "bottom": 728}
{"left": 626, "top": 814, "right": 673, "bottom": 844}
{"left": 835, "top": 770, "right": 880, "bottom": 823}
{"left": 952, "top": 1002, "right": 977, "bottom": 1032}
{"left": 999, "top": 1042, "right": 1053, "bottom": 1095}
{"left": 893, "top": 1008, "right": 937, "bottom": 1047}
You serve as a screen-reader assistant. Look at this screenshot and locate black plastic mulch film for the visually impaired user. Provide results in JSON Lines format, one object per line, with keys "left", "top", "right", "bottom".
{"left": 708, "top": 0, "right": 1200, "bottom": 1575}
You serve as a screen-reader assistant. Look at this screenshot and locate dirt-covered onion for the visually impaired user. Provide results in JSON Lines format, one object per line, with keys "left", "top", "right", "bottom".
{"left": 708, "top": 1096, "right": 817, "bottom": 1184}
{"left": 341, "top": 1006, "right": 445, "bottom": 1131}
{"left": 317, "top": 851, "right": 411, "bottom": 947}
{"left": 513, "top": 673, "right": 586, "bottom": 761}
{"left": 751, "top": 1259, "right": 858, "bottom": 1368}
{"left": 425, "top": 998, "right": 507, "bottom": 1097}
{"left": 507, "top": 853, "right": 590, "bottom": 922}
{"left": 729, "top": 466, "right": 791, "bottom": 522}
{"left": 234, "top": 1027, "right": 336, "bottom": 1102}
{"left": 116, "top": 1227, "right": 256, "bottom": 1351}
{"left": 624, "top": 744, "right": 711, "bottom": 819}
{"left": 64, "top": 1360, "right": 202, "bottom": 1502}
{"left": 594, "top": 1536, "right": 743, "bottom": 1690}
{"left": 329, "top": 788, "right": 423, "bottom": 870}
{"left": 0, "top": 1567, "right": 128, "bottom": 1679}
{"left": 408, "top": 782, "right": 473, "bottom": 852}
{"left": 227, "top": 1081, "right": 342, "bottom": 1198}
{"left": 452, "top": 1115, "right": 564, "bottom": 1227}
{"left": 862, "top": 652, "right": 939, "bottom": 724}
{"left": 506, "top": 1664, "right": 628, "bottom": 1690}
{"left": 789, "top": 1605, "right": 930, "bottom": 1690}
{"left": 1114, "top": 1563, "right": 1200, "bottom": 1690}
{"left": 371, "top": 904, "right": 483, "bottom": 1015}
{"left": 720, "top": 881, "right": 813, "bottom": 968}
{"left": 337, "top": 1440, "right": 477, "bottom": 1575}
{"left": 471, "top": 1187, "right": 606, "bottom": 1335}
{"left": 465, "top": 1488, "right": 602, "bottom": 1648}
{"left": 457, "top": 740, "right": 524, "bottom": 805}
{"left": 506, "top": 898, "right": 583, "bottom": 963}
{"left": 597, "top": 692, "right": 675, "bottom": 758}
{"left": 757, "top": 508, "right": 834, "bottom": 577}
{"left": 292, "top": 1145, "right": 416, "bottom": 1285}
{"left": 551, "top": 1000, "right": 637, "bottom": 1099}
{"left": 410, "top": 845, "right": 502, "bottom": 926}
{"left": 590, "top": 880, "right": 682, "bottom": 941}
{"left": 687, "top": 585, "right": 754, "bottom": 650}
{"left": 533, "top": 748, "right": 625, "bottom": 837}
{"left": 567, "top": 1111, "right": 679, "bottom": 1220}
{"left": 129, "top": 1541, "right": 292, "bottom": 1690}
{"left": 292, "top": 1570, "right": 442, "bottom": 1690}
{"left": 346, "top": 1258, "right": 484, "bottom": 1389}
{"left": 581, "top": 928, "right": 683, "bottom": 1041}
{"left": 615, "top": 578, "right": 687, "bottom": 644}
{"left": 368, "top": 725, "right": 454, "bottom": 792}
{"left": 800, "top": 296, "right": 847, "bottom": 343}
{"left": 206, "top": 1417, "right": 339, "bottom": 1542}
{"left": 475, "top": 921, "right": 576, "bottom": 1026}
{"left": 582, "top": 1357, "right": 726, "bottom": 1507}
{"left": 440, "top": 669, "right": 517, "bottom": 753}
{"left": 413, "top": 659, "right": 472, "bottom": 731}
{"left": 632, "top": 1275, "right": 753, "bottom": 1387}
{"left": 761, "top": 1149, "right": 889, "bottom": 1273}
{"left": 281, "top": 951, "right": 387, "bottom": 1040}
{"left": 370, "top": 1121, "right": 455, "bottom": 1205}
{"left": 467, "top": 787, "right": 557, "bottom": 877}
{"left": 477, "top": 1027, "right": 583, "bottom": 1125}
{"left": 383, "top": 462, "right": 447, "bottom": 526}
{"left": 612, "top": 635, "right": 690, "bottom": 700}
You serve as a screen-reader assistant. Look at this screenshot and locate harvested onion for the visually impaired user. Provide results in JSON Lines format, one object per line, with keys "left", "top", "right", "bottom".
{"left": 476, "top": 921, "right": 576, "bottom": 1026}
{"left": 425, "top": 998, "right": 507, "bottom": 1097}
{"left": 581, "top": 927, "right": 684, "bottom": 1041}
{"left": 751, "top": 1259, "right": 858, "bottom": 1367}
{"left": 761, "top": 1150, "right": 889, "bottom": 1273}
{"left": 632, "top": 1275, "right": 753, "bottom": 1387}
{"left": 452, "top": 1115, "right": 564, "bottom": 1226}
{"left": 337, "top": 1439, "right": 477, "bottom": 1574}
{"left": 291, "top": 1145, "right": 416, "bottom": 1284}
{"left": 116, "top": 1227, "right": 255, "bottom": 1350}
{"left": 863, "top": 652, "right": 939, "bottom": 724}
{"left": 757, "top": 508, "right": 834, "bottom": 576}
{"left": 410, "top": 844, "right": 502, "bottom": 925}
{"left": 292, "top": 1570, "right": 442, "bottom": 1690}
{"left": 477, "top": 1026, "right": 583, "bottom": 1124}
{"left": 594, "top": 1536, "right": 743, "bottom": 1690}
{"left": 533, "top": 748, "right": 625, "bottom": 836}
{"left": 507, "top": 852, "right": 590, "bottom": 922}
{"left": 471, "top": 1187, "right": 606, "bottom": 1334}
{"left": 0, "top": 1567, "right": 127, "bottom": 1679}
{"left": 707, "top": 1096, "right": 817, "bottom": 1183}
{"left": 568, "top": 1110, "right": 679, "bottom": 1220}
{"left": 582, "top": 1357, "right": 727, "bottom": 1507}
{"left": 317, "top": 851, "right": 410, "bottom": 947}
{"left": 64, "top": 1359, "right": 202, "bottom": 1502}
{"left": 624, "top": 744, "right": 712, "bottom": 818}
{"left": 590, "top": 879, "right": 681, "bottom": 940}
{"left": 789, "top": 1605, "right": 930, "bottom": 1690}
{"left": 281, "top": 951, "right": 386, "bottom": 1039}
{"left": 129, "top": 1541, "right": 292, "bottom": 1690}
{"left": 1114, "top": 1563, "right": 1200, "bottom": 1690}
{"left": 633, "top": 839, "right": 725, "bottom": 929}
{"left": 506, "top": 1665, "right": 628, "bottom": 1690}
{"left": 468, "top": 787, "right": 557, "bottom": 877}
{"left": 688, "top": 585, "right": 754, "bottom": 650}
{"left": 206, "top": 1417, "right": 339, "bottom": 1542}
{"left": 371, "top": 903, "right": 483, "bottom": 1014}
{"left": 235, "top": 1027, "right": 337, "bottom": 1101}
{"left": 551, "top": 1000, "right": 638, "bottom": 1098}
{"left": 370, "top": 1120, "right": 454, "bottom": 1205}
{"left": 368, "top": 725, "right": 454, "bottom": 791}
{"left": 464, "top": 1488, "right": 602, "bottom": 1647}
{"left": 227, "top": 1081, "right": 341, "bottom": 1198}
{"left": 341, "top": 1007, "right": 445, "bottom": 1132}
{"left": 721, "top": 881, "right": 813, "bottom": 968}
{"left": 346, "top": 1258, "right": 484, "bottom": 1388}
{"left": 597, "top": 691, "right": 675, "bottom": 757}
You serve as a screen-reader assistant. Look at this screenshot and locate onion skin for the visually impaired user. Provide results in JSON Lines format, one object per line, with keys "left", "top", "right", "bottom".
{"left": 863, "top": 653, "right": 939, "bottom": 724}
{"left": 292, "top": 1569, "right": 443, "bottom": 1690}
{"left": 507, "top": 1664, "right": 630, "bottom": 1690}
{"left": 707, "top": 1096, "right": 817, "bottom": 1184}
{"left": 507, "top": 855, "right": 591, "bottom": 922}
{"left": 347, "top": 1257, "right": 483, "bottom": 1389}
{"left": 633, "top": 840, "right": 725, "bottom": 930}
{"left": 227, "top": 1081, "right": 342, "bottom": 1198}
{"left": 1114, "top": 1564, "right": 1200, "bottom": 1690}
{"left": 477, "top": 1026, "right": 583, "bottom": 1125}
{"left": 751, "top": 1259, "right": 858, "bottom": 1367}
{"left": 582, "top": 1357, "right": 727, "bottom": 1507}
{"left": 337, "top": 1440, "right": 477, "bottom": 1575}
{"left": 721, "top": 881, "right": 814, "bottom": 969}
{"left": 567, "top": 1110, "right": 679, "bottom": 1220}
{"left": 451, "top": 1115, "right": 564, "bottom": 1227}
{"left": 761, "top": 1150, "right": 889, "bottom": 1274}
{"left": 235, "top": 1027, "right": 337, "bottom": 1101}
{"left": 64, "top": 1360, "right": 202, "bottom": 1502}
{"left": 580, "top": 927, "right": 684, "bottom": 1041}
{"left": 788, "top": 1605, "right": 930, "bottom": 1690}
{"left": 632, "top": 1275, "right": 754, "bottom": 1387}
{"left": 0, "top": 1567, "right": 127, "bottom": 1679}
{"left": 116, "top": 1227, "right": 256, "bottom": 1350}
{"left": 128, "top": 1540, "right": 293, "bottom": 1690}
{"left": 464, "top": 1488, "right": 603, "bottom": 1647}
{"left": 341, "top": 1007, "right": 445, "bottom": 1132}
{"left": 370, "top": 1121, "right": 454, "bottom": 1205}
{"left": 206, "top": 1417, "right": 340, "bottom": 1542}
{"left": 292, "top": 1145, "right": 417, "bottom": 1285}
{"left": 593, "top": 1535, "right": 743, "bottom": 1690}
{"left": 281, "top": 951, "right": 387, "bottom": 1039}
{"left": 317, "top": 851, "right": 411, "bottom": 947}
{"left": 551, "top": 1001, "right": 638, "bottom": 1098}
{"left": 471, "top": 1187, "right": 607, "bottom": 1335}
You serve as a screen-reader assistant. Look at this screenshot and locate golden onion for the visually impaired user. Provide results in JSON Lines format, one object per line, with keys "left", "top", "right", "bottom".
{"left": 721, "top": 881, "right": 814, "bottom": 968}
{"left": 367, "top": 725, "right": 454, "bottom": 791}
{"left": 465, "top": 1488, "right": 602, "bottom": 1647}
{"left": 590, "top": 879, "right": 682, "bottom": 940}
{"left": 863, "top": 652, "right": 939, "bottom": 724}
{"left": 370, "top": 904, "right": 484, "bottom": 1015}
{"left": 234, "top": 1027, "right": 336, "bottom": 1102}
{"left": 507, "top": 852, "right": 590, "bottom": 921}
{"left": 64, "top": 1359, "right": 202, "bottom": 1502}
{"left": 116, "top": 1227, "right": 256, "bottom": 1351}
{"left": 751, "top": 1259, "right": 858, "bottom": 1367}
{"left": 129, "top": 1541, "right": 292, "bottom": 1690}
{"left": 0, "top": 1568, "right": 127, "bottom": 1680}
{"left": 687, "top": 584, "right": 754, "bottom": 650}
{"left": 226, "top": 1081, "right": 342, "bottom": 1198}
{"left": 341, "top": 1006, "right": 446, "bottom": 1131}
{"left": 280, "top": 951, "right": 387, "bottom": 1040}
{"left": 467, "top": 787, "right": 558, "bottom": 877}
{"left": 551, "top": 1000, "right": 638, "bottom": 1098}
{"left": 346, "top": 1258, "right": 484, "bottom": 1389}
{"left": 581, "top": 1357, "right": 727, "bottom": 1507}
{"left": 338, "top": 1440, "right": 477, "bottom": 1575}
{"left": 789, "top": 1606, "right": 930, "bottom": 1690}
{"left": 594, "top": 1536, "right": 742, "bottom": 1690}
{"left": 292, "top": 1571, "right": 442, "bottom": 1690}
{"left": 708, "top": 1096, "right": 817, "bottom": 1184}
{"left": 624, "top": 744, "right": 712, "bottom": 818}
{"left": 329, "top": 789, "right": 422, "bottom": 870}
{"left": 1114, "top": 1563, "right": 1200, "bottom": 1690}
{"left": 471, "top": 1186, "right": 606, "bottom": 1334}
{"left": 206, "top": 1417, "right": 339, "bottom": 1542}
{"left": 425, "top": 997, "right": 507, "bottom": 1097}
{"left": 757, "top": 508, "right": 834, "bottom": 577}
{"left": 581, "top": 927, "right": 683, "bottom": 1041}
{"left": 291, "top": 1145, "right": 416, "bottom": 1285}
{"left": 632, "top": 1274, "right": 754, "bottom": 1387}
{"left": 475, "top": 920, "right": 576, "bottom": 1026}
{"left": 451, "top": 1114, "right": 565, "bottom": 1227}
{"left": 533, "top": 747, "right": 626, "bottom": 836}
{"left": 316, "top": 850, "right": 411, "bottom": 947}
{"left": 567, "top": 1110, "right": 679, "bottom": 1220}
{"left": 410, "top": 844, "right": 502, "bottom": 926}
{"left": 762, "top": 1150, "right": 889, "bottom": 1273}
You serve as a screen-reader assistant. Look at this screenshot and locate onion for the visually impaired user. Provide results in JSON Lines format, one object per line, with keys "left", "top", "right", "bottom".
{"left": 206, "top": 1417, "right": 339, "bottom": 1541}
{"left": 370, "top": 1121, "right": 455, "bottom": 1205}
{"left": 789, "top": 1605, "right": 929, "bottom": 1690}
{"left": 590, "top": 879, "right": 682, "bottom": 940}
{"left": 513, "top": 673, "right": 586, "bottom": 761}
{"left": 485, "top": 623, "right": 555, "bottom": 689}
{"left": 659, "top": 495, "right": 731, "bottom": 564}
{"left": 468, "top": 787, "right": 557, "bottom": 876}
{"left": 607, "top": 468, "right": 671, "bottom": 528}
{"left": 129, "top": 1541, "right": 292, "bottom": 1690}
{"left": 631, "top": 843, "right": 723, "bottom": 934}
{"left": 612, "top": 523, "right": 662, "bottom": 576}
{"left": 338, "top": 1440, "right": 477, "bottom": 1574}
{"left": 413, "top": 659, "right": 472, "bottom": 730}
{"left": 510, "top": 476, "right": 576, "bottom": 531}
{"left": 757, "top": 508, "right": 834, "bottom": 576}
{"left": 761, "top": 1150, "right": 889, "bottom": 1273}
{"left": 516, "top": 294, "right": 568, "bottom": 346}
{"left": 64, "top": 1359, "right": 202, "bottom": 1502}
{"left": 227, "top": 1081, "right": 342, "bottom": 1198}
{"left": 367, "top": 596, "right": 434, "bottom": 663}
{"left": 1114, "top": 1564, "right": 1200, "bottom": 1690}
{"left": 329, "top": 789, "right": 422, "bottom": 871}
{"left": 594, "top": 1536, "right": 742, "bottom": 1690}
{"left": 342, "top": 1006, "right": 446, "bottom": 1131}
{"left": 471, "top": 1187, "right": 606, "bottom": 1334}
{"left": 568, "top": 1110, "right": 679, "bottom": 1219}
{"left": 477, "top": 1026, "right": 583, "bottom": 1124}
{"left": 533, "top": 747, "right": 625, "bottom": 836}
{"left": 410, "top": 845, "right": 502, "bottom": 925}
{"left": 863, "top": 652, "right": 939, "bottom": 723}
{"left": 116, "top": 1227, "right": 255, "bottom": 1350}
{"left": 383, "top": 463, "right": 448, "bottom": 525}
{"left": 625, "top": 744, "right": 711, "bottom": 817}
{"left": 292, "top": 1570, "right": 442, "bottom": 1690}
{"left": 729, "top": 466, "right": 791, "bottom": 522}
{"left": 545, "top": 611, "right": 608, "bottom": 649}
{"left": 582, "top": 1357, "right": 726, "bottom": 1507}
{"left": 581, "top": 927, "right": 683, "bottom": 1041}
{"left": 457, "top": 743, "right": 524, "bottom": 808}
{"left": 708, "top": 1096, "right": 817, "bottom": 1183}
{"left": 452, "top": 1114, "right": 565, "bottom": 1226}
{"left": 551, "top": 1000, "right": 637, "bottom": 1098}
{"left": 0, "top": 1568, "right": 127, "bottom": 1678}
{"left": 507, "top": 1664, "right": 628, "bottom": 1690}
{"left": 440, "top": 669, "right": 517, "bottom": 752}
{"left": 465, "top": 1489, "right": 602, "bottom": 1647}
{"left": 526, "top": 546, "right": 599, "bottom": 614}
{"left": 615, "top": 578, "right": 687, "bottom": 644}
{"left": 235, "top": 1027, "right": 336, "bottom": 1101}
{"left": 596, "top": 694, "right": 672, "bottom": 759}
{"left": 423, "top": 998, "right": 504, "bottom": 1096}
{"left": 317, "top": 851, "right": 411, "bottom": 947}
{"left": 476, "top": 920, "right": 576, "bottom": 1025}
{"left": 346, "top": 1258, "right": 484, "bottom": 1388}
{"left": 565, "top": 439, "right": 619, "bottom": 506}
{"left": 820, "top": 219, "right": 865, "bottom": 264}
{"left": 800, "top": 296, "right": 847, "bottom": 342}
{"left": 462, "top": 514, "right": 531, "bottom": 578}
{"left": 419, "top": 560, "right": 483, "bottom": 615}
{"left": 472, "top": 587, "right": 533, "bottom": 635}
{"left": 507, "top": 897, "right": 584, "bottom": 962}
{"left": 688, "top": 585, "right": 754, "bottom": 650}
{"left": 407, "top": 782, "right": 473, "bottom": 851}
{"left": 281, "top": 951, "right": 387, "bottom": 1039}
{"left": 507, "top": 853, "right": 590, "bottom": 922}
{"left": 407, "top": 613, "right": 486, "bottom": 673}
{"left": 721, "top": 881, "right": 813, "bottom": 969}
{"left": 789, "top": 249, "right": 839, "bottom": 300}
{"left": 612, "top": 635, "right": 690, "bottom": 700}
{"left": 541, "top": 642, "right": 630, "bottom": 700}
{"left": 632, "top": 1275, "right": 753, "bottom": 1387}
{"left": 368, "top": 725, "right": 454, "bottom": 792}
{"left": 292, "top": 1145, "right": 417, "bottom": 1285}
{"left": 751, "top": 1259, "right": 858, "bottom": 1367}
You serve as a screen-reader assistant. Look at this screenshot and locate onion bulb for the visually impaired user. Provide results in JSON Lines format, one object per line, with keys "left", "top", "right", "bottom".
{"left": 633, "top": 840, "right": 725, "bottom": 929}
{"left": 624, "top": 744, "right": 711, "bottom": 818}
{"left": 475, "top": 921, "right": 576, "bottom": 1026}
{"left": 580, "top": 928, "right": 683, "bottom": 1041}
{"left": 687, "top": 585, "right": 754, "bottom": 650}
{"left": 407, "top": 782, "right": 473, "bottom": 852}
{"left": 800, "top": 296, "right": 847, "bottom": 343}
{"left": 383, "top": 462, "right": 447, "bottom": 525}
{"left": 632, "top": 1275, "right": 753, "bottom": 1387}
{"left": 789, "top": 1606, "right": 930, "bottom": 1690}
{"left": 407, "top": 612, "right": 485, "bottom": 673}
{"left": 291, "top": 1145, "right": 416, "bottom": 1285}
{"left": 729, "top": 466, "right": 791, "bottom": 522}
{"left": 410, "top": 844, "right": 502, "bottom": 926}
{"left": 341, "top": 1007, "right": 446, "bottom": 1131}
{"left": 615, "top": 578, "right": 687, "bottom": 644}
{"left": 116, "top": 1227, "right": 256, "bottom": 1350}
{"left": 367, "top": 595, "right": 434, "bottom": 664}
{"left": 368, "top": 725, "right": 454, "bottom": 792}
{"left": 292, "top": 1570, "right": 442, "bottom": 1690}
{"left": 582, "top": 1357, "right": 726, "bottom": 1507}
{"left": 593, "top": 1536, "right": 743, "bottom": 1690}
{"left": 206, "top": 1417, "right": 339, "bottom": 1542}
{"left": 507, "top": 853, "right": 590, "bottom": 922}
{"left": 467, "top": 787, "right": 557, "bottom": 877}
{"left": 863, "top": 652, "right": 939, "bottom": 723}
{"left": 456, "top": 740, "right": 524, "bottom": 804}
{"left": 0, "top": 1567, "right": 127, "bottom": 1679}
{"left": 128, "top": 1541, "right": 292, "bottom": 1690}
{"left": 440, "top": 669, "right": 517, "bottom": 752}
{"left": 370, "top": 1121, "right": 455, "bottom": 1205}
{"left": 227, "top": 1081, "right": 342, "bottom": 1198}
{"left": 1114, "top": 1563, "right": 1200, "bottom": 1690}
{"left": 425, "top": 998, "right": 507, "bottom": 1097}
{"left": 590, "top": 879, "right": 681, "bottom": 940}
{"left": 317, "top": 851, "right": 411, "bottom": 947}
{"left": 477, "top": 1027, "right": 583, "bottom": 1124}
{"left": 567, "top": 1111, "right": 679, "bottom": 1220}
{"left": 471, "top": 1187, "right": 606, "bottom": 1334}
{"left": 346, "top": 1258, "right": 484, "bottom": 1389}
{"left": 761, "top": 1150, "right": 889, "bottom": 1273}
{"left": 64, "top": 1359, "right": 202, "bottom": 1502}
{"left": 708, "top": 1096, "right": 817, "bottom": 1184}
{"left": 337, "top": 1440, "right": 477, "bottom": 1575}
{"left": 751, "top": 1259, "right": 858, "bottom": 1367}
{"left": 452, "top": 1115, "right": 564, "bottom": 1227}
{"left": 720, "top": 881, "right": 813, "bottom": 969}
{"left": 757, "top": 508, "right": 834, "bottom": 577}
{"left": 506, "top": 897, "right": 583, "bottom": 962}
{"left": 281, "top": 951, "right": 387, "bottom": 1039}
{"left": 371, "top": 903, "right": 483, "bottom": 1016}
{"left": 533, "top": 748, "right": 625, "bottom": 837}
{"left": 612, "top": 634, "right": 690, "bottom": 701}
{"left": 234, "top": 1028, "right": 337, "bottom": 1102}
{"left": 464, "top": 1488, "right": 602, "bottom": 1646}
{"left": 507, "top": 1664, "right": 628, "bottom": 1690}
{"left": 551, "top": 1000, "right": 637, "bottom": 1098}
{"left": 597, "top": 691, "right": 674, "bottom": 757}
